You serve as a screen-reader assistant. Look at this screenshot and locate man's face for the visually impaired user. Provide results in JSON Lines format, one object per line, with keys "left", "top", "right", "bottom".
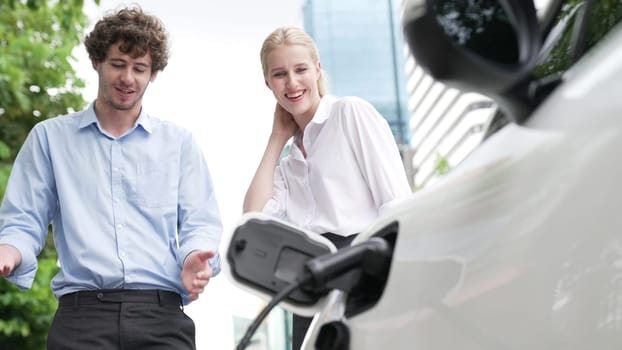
{"left": 94, "top": 42, "right": 157, "bottom": 113}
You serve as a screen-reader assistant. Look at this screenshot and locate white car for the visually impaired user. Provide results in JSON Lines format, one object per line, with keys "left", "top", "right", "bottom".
{"left": 226, "top": 0, "right": 622, "bottom": 349}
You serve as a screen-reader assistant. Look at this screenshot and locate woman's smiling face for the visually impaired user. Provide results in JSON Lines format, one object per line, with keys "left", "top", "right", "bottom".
{"left": 265, "top": 44, "right": 322, "bottom": 121}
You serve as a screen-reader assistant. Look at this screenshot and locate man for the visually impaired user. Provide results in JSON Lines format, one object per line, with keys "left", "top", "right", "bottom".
{"left": 0, "top": 5, "right": 222, "bottom": 349}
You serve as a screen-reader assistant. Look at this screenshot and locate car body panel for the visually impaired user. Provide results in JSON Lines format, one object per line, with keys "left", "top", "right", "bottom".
{"left": 319, "top": 21, "right": 622, "bottom": 350}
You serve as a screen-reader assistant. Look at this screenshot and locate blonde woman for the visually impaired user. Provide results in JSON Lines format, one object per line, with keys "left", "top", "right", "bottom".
{"left": 243, "top": 26, "right": 411, "bottom": 349}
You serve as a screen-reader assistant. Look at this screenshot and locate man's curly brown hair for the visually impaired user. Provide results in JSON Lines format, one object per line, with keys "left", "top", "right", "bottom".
{"left": 84, "top": 5, "right": 170, "bottom": 72}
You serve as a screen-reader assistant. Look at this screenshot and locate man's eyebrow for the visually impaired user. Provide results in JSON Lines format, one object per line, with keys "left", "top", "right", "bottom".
{"left": 108, "top": 58, "right": 149, "bottom": 67}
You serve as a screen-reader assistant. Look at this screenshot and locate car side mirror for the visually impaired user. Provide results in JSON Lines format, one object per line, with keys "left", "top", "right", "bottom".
{"left": 224, "top": 213, "right": 337, "bottom": 317}
{"left": 402, "top": 0, "right": 541, "bottom": 122}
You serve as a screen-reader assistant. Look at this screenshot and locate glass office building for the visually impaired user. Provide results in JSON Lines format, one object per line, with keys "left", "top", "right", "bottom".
{"left": 302, "top": 0, "right": 410, "bottom": 145}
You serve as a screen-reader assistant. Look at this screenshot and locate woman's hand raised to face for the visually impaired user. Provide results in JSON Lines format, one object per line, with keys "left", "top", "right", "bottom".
{"left": 271, "top": 103, "right": 298, "bottom": 140}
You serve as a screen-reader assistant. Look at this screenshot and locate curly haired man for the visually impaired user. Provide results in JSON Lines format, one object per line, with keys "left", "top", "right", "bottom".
{"left": 0, "top": 5, "right": 222, "bottom": 349}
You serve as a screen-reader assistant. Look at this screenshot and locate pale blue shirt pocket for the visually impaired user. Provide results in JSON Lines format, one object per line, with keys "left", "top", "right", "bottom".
{"left": 135, "top": 161, "right": 177, "bottom": 208}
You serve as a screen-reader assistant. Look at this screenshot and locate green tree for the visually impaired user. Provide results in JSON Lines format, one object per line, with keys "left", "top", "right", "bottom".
{"left": 0, "top": 0, "right": 99, "bottom": 348}
{"left": 0, "top": 141, "right": 10, "bottom": 199}
{"left": 0, "top": 0, "right": 94, "bottom": 160}
{"left": 0, "top": 259, "right": 59, "bottom": 350}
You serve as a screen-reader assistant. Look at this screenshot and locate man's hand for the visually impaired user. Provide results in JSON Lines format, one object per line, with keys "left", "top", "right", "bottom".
{"left": 181, "top": 250, "right": 215, "bottom": 301}
{"left": 0, "top": 244, "right": 22, "bottom": 277}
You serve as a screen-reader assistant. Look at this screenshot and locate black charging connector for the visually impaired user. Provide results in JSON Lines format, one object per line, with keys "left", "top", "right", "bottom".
{"left": 302, "top": 237, "right": 392, "bottom": 295}
{"left": 235, "top": 236, "right": 393, "bottom": 350}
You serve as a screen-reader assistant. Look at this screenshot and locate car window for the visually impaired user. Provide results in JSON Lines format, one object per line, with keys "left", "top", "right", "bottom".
{"left": 534, "top": 0, "right": 622, "bottom": 78}
{"left": 484, "top": 0, "right": 622, "bottom": 140}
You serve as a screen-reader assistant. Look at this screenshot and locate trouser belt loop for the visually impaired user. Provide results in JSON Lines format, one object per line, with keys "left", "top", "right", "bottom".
{"left": 157, "top": 290, "right": 163, "bottom": 306}
{"left": 73, "top": 291, "right": 79, "bottom": 308}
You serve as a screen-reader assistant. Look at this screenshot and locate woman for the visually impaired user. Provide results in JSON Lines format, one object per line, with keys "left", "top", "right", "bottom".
{"left": 243, "top": 26, "right": 412, "bottom": 349}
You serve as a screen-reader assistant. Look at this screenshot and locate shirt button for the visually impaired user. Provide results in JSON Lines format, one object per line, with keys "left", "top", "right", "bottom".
{"left": 116, "top": 224, "right": 123, "bottom": 229}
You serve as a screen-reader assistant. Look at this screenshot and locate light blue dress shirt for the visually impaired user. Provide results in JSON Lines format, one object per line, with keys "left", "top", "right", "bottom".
{"left": 0, "top": 103, "right": 222, "bottom": 305}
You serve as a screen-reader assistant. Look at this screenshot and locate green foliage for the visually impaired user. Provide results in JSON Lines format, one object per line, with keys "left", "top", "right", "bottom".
{"left": 413, "top": 153, "right": 452, "bottom": 192}
{"left": 0, "top": 0, "right": 96, "bottom": 162}
{"left": 434, "top": 153, "right": 451, "bottom": 176}
{"left": 533, "top": 0, "right": 622, "bottom": 78}
{"left": 0, "top": 141, "right": 10, "bottom": 199}
{"left": 0, "top": 258, "right": 59, "bottom": 350}
{"left": 587, "top": 0, "right": 622, "bottom": 48}
{"left": 0, "top": 1, "right": 99, "bottom": 348}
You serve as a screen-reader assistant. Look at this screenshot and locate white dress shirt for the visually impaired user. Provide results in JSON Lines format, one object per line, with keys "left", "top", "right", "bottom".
{"left": 263, "top": 95, "right": 412, "bottom": 236}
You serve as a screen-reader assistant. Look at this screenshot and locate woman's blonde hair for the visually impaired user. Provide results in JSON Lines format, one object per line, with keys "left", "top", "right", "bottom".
{"left": 260, "top": 26, "right": 328, "bottom": 97}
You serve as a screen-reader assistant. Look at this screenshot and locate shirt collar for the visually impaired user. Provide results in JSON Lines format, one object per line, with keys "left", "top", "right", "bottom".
{"left": 308, "top": 94, "right": 336, "bottom": 126}
{"left": 295, "top": 94, "right": 335, "bottom": 143}
{"left": 78, "top": 102, "right": 153, "bottom": 134}
{"left": 77, "top": 102, "right": 98, "bottom": 129}
{"left": 290, "top": 95, "right": 337, "bottom": 159}
{"left": 135, "top": 109, "right": 153, "bottom": 133}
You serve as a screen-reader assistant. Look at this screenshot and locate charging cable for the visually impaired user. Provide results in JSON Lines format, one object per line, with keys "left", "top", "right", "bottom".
{"left": 235, "top": 237, "right": 391, "bottom": 350}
